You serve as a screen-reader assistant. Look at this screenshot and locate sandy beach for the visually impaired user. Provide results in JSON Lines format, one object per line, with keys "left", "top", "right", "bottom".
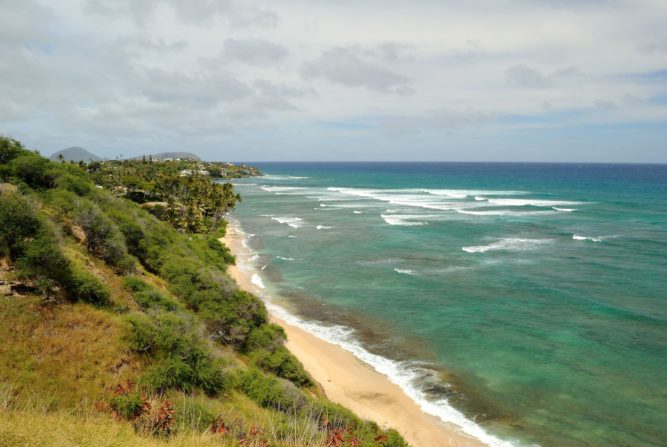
{"left": 221, "top": 224, "right": 488, "bottom": 447}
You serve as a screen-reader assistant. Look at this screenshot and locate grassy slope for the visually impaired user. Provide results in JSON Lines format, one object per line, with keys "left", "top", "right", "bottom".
{"left": 0, "top": 141, "right": 407, "bottom": 446}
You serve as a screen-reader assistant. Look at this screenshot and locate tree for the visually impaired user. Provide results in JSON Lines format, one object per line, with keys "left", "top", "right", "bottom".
{"left": 0, "top": 137, "right": 26, "bottom": 164}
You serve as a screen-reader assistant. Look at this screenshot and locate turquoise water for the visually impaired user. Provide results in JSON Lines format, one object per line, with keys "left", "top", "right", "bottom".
{"left": 228, "top": 163, "right": 667, "bottom": 447}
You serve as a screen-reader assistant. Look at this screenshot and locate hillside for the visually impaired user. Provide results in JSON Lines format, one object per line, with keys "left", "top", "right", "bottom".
{"left": 50, "top": 146, "right": 103, "bottom": 162}
{"left": 0, "top": 136, "right": 407, "bottom": 447}
{"left": 143, "top": 152, "right": 201, "bottom": 161}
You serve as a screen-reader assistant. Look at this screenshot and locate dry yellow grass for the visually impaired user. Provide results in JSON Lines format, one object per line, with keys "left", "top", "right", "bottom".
{"left": 0, "top": 294, "right": 140, "bottom": 410}
{"left": 0, "top": 410, "right": 227, "bottom": 447}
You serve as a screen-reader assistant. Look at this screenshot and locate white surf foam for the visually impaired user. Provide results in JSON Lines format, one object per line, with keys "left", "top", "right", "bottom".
{"left": 276, "top": 256, "right": 295, "bottom": 261}
{"left": 353, "top": 210, "right": 363, "bottom": 214}
{"left": 457, "top": 209, "right": 555, "bottom": 216}
{"left": 316, "top": 225, "right": 333, "bottom": 230}
{"left": 248, "top": 254, "right": 260, "bottom": 262}
{"left": 488, "top": 198, "right": 584, "bottom": 207}
{"left": 463, "top": 238, "right": 552, "bottom": 253}
{"left": 261, "top": 300, "right": 516, "bottom": 447}
{"left": 475, "top": 196, "right": 487, "bottom": 201}
{"left": 251, "top": 273, "right": 266, "bottom": 289}
{"left": 553, "top": 207, "right": 576, "bottom": 212}
{"left": 230, "top": 219, "right": 516, "bottom": 447}
{"left": 260, "top": 186, "right": 307, "bottom": 194}
{"left": 572, "top": 234, "right": 616, "bottom": 242}
{"left": 381, "top": 214, "right": 428, "bottom": 226}
{"left": 270, "top": 217, "right": 305, "bottom": 228}
{"left": 261, "top": 174, "right": 309, "bottom": 180}
{"left": 394, "top": 268, "right": 416, "bottom": 275}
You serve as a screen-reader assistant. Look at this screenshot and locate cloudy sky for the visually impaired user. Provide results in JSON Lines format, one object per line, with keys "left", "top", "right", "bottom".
{"left": 2, "top": 0, "right": 666, "bottom": 162}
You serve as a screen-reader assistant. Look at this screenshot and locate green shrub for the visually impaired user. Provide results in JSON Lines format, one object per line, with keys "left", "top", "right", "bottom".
{"left": 68, "top": 268, "right": 111, "bottom": 306}
{"left": 238, "top": 368, "right": 307, "bottom": 412}
{"left": 308, "top": 399, "right": 360, "bottom": 431}
{"left": 76, "top": 204, "right": 129, "bottom": 267}
{"left": 126, "top": 311, "right": 229, "bottom": 396}
{"left": 8, "top": 153, "right": 57, "bottom": 189}
{"left": 54, "top": 172, "right": 92, "bottom": 196}
{"left": 0, "top": 193, "right": 41, "bottom": 258}
{"left": 0, "top": 137, "right": 26, "bottom": 164}
{"left": 172, "top": 397, "right": 216, "bottom": 433}
{"left": 245, "top": 324, "right": 286, "bottom": 352}
{"left": 109, "top": 392, "right": 145, "bottom": 419}
{"left": 123, "top": 276, "right": 180, "bottom": 312}
{"left": 250, "top": 347, "right": 312, "bottom": 387}
{"left": 198, "top": 289, "right": 267, "bottom": 348}
{"left": 206, "top": 236, "right": 235, "bottom": 265}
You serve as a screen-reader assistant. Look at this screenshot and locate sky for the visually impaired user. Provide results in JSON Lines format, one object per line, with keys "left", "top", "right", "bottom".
{"left": 1, "top": 0, "right": 666, "bottom": 162}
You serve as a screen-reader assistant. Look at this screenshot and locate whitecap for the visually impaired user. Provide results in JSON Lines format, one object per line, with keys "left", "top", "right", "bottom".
{"left": 463, "top": 238, "right": 552, "bottom": 253}
{"left": 487, "top": 198, "right": 584, "bottom": 207}
{"left": 270, "top": 216, "right": 305, "bottom": 228}
{"left": 261, "top": 174, "right": 309, "bottom": 180}
{"left": 260, "top": 186, "right": 306, "bottom": 193}
{"left": 353, "top": 211, "right": 363, "bottom": 214}
{"left": 381, "top": 214, "right": 428, "bottom": 226}
{"left": 553, "top": 207, "right": 576, "bottom": 212}
{"left": 276, "top": 256, "right": 295, "bottom": 261}
{"left": 394, "top": 268, "right": 416, "bottom": 275}
{"left": 316, "top": 225, "right": 333, "bottom": 230}
{"left": 572, "top": 234, "right": 616, "bottom": 242}
{"left": 457, "top": 209, "right": 555, "bottom": 216}
{"left": 261, "top": 302, "right": 516, "bottom": 447}
{"left": 251, "top": 273, "right": 266, "bottom": 289}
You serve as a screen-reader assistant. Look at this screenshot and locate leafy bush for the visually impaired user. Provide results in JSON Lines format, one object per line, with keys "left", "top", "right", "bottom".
{"left": 55, "top": 172, "right": 93, "bottom": 196}
{"left": 8, "top": 153, "right": 57, "bottom": 189}
{"left": 0, "top": 137, "right": 26, "bottom": 164}
{"left": 250, "top": 347, "right": 312, "bottom": 387}
{"left": 0, "top": 194, "right": 42, "bottom": 259}
{"left": 172, "top": 398, "right": 216, "bottom": 433}
{"left": 198, "top": 289, "right": 268, "bottom": 349}
{"left": 206, "top": 236, "right": 235, "bottom": 265}
{"left": 68, "top": 268, "right": 111, "bottom": 306}
{"left": 245, "top": 324, "right": 312, "bottom": 386}
{"left": 126, "top": 312, "right": 229, "bottom": 396}
{"left": 109, "top": 392, "right": 145, "bottom": 419}
{"left": 76, "top": 203, "right": 129, "bottom": 267}
{"left": 123, "top": 276, "right": 178, "bottom": 311}
{"left": 238, "top": 368, "right": 307, "bottom": 412}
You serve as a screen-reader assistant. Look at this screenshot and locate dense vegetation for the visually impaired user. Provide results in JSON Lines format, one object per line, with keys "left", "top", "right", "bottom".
{"left": 0, "top": 136, "right": 407, "bottom": 447}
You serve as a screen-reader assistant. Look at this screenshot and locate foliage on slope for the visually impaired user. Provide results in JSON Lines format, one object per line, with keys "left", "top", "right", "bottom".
{"left": 0, "top": 136, "right": 408, "bottom": 447}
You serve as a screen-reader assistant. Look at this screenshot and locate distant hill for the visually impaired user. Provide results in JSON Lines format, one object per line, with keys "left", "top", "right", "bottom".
{"left": 50, "top": 147, "right": 103, "bottom": 162}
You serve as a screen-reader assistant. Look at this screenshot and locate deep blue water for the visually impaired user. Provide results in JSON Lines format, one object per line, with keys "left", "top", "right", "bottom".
{"left": 228, "top": 163, "right": 667, "bottom": 447}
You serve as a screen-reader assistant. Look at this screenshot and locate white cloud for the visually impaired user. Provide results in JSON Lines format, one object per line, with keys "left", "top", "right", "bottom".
{"left": 302, "top": 46, "right": 415, "bottom": 95}
{"left": 0, "top": 0, "right": 666, "bottom": 161}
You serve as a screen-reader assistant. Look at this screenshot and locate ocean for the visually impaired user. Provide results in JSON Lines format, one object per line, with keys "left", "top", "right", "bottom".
{"left": 225, "top": 162, "right": 667, "bottom": 447}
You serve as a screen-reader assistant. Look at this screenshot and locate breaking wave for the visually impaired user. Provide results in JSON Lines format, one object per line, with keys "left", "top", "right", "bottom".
{"left": 463, "top": 238, "right": 553, "bottom": 253}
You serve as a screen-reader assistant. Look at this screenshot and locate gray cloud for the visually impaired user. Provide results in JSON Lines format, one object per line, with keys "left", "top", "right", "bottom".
{"left": 223, "top": 38, "right": 289, "bottom": 66}
{"left": 364, "top": 42, "right": 415, "bottom": 63}
{"left": 506, "top": 65, "right": 583, "bottom": 89}
{"left": 86, "top": 0, "right": 277, "bottom": 27}
{"left": 638, "top": 37, "right": 667, "bottom": 54}
{"left": 302, "top": 46, "right": 415, "bottom": 95}
{"left": 506, "top": 65, "right": 553, "bottom": 89}
{"left": 380, "top": 108, "right": 496, "bottom": 136}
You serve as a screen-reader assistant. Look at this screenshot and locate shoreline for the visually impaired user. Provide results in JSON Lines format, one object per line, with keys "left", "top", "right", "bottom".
{"left": 221, "top": 222, "right": 491, "bottom": 447}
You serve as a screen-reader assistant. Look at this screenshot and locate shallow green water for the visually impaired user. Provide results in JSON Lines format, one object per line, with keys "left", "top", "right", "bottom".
{"left": 229, "top": 163, "right": 667, "bottom": 447}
